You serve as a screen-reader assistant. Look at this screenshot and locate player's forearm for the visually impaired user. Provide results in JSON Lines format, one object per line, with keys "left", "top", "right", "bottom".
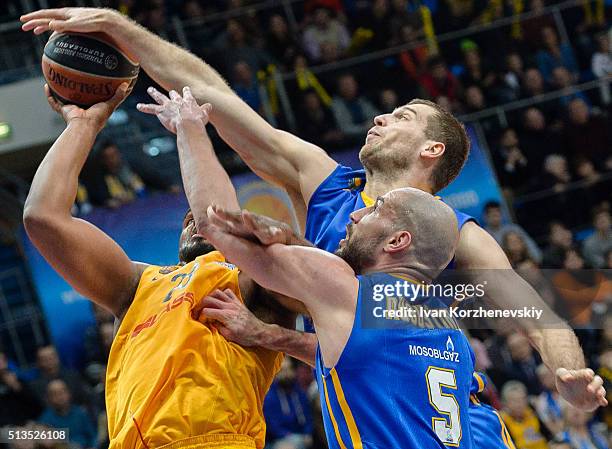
{"left": 527, "top": 326, "right": 585, "bottom": 372}
{"left": 24, "top": 121, "right": 98, "bottom": 218}
{"left": 176, "top": 119, "right": 239, "bottom": 228}
{"left": 488, "top": 272, "right": 586, "bottom": 371}
{"left": 257, "top": 323, "right": 317, "bottom": 366}
{"left": 108, "top": 12, "right": 232, "bottom": 95}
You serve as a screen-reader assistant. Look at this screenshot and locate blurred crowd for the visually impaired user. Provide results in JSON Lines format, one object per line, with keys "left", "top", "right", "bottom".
{"left": 0, "top": 0, "right": 611, "bottom": 448}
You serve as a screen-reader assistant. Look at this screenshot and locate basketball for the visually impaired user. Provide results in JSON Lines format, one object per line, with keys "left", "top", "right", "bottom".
{"left": 42, "top": 32, "right": 139, "bottom": 107}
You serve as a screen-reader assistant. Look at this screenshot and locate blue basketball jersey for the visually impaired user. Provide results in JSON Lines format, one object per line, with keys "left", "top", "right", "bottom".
{"left": 315, "top": 272, "right": 475, "bottom": 449}
{"left": 306, "top": 164, "right": 516, "bottom": 449}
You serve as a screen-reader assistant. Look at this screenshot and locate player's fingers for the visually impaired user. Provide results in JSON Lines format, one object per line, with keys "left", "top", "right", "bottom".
{"left": 107, "top": 82, "right": 129, "bottom": 108}
{"left": 221, "top": 289, "right": 241, "bottom": 303}
{"left": 587, "top": 375, "right": 604, "bottom": 393}
{"left": 136, "top": 103, "right": 164, "bottom": 115}
{"left": 169, "top": 89, "right": 181, "bottom": 102}
{"left": 21, "top": 9, "right": 70, "bottom": 22}
{"left": 44, "top": 84, "right": 60, "bottom": 111}
{"left": 209, "top": 289, "right": 234, "bottom": 303}
{"left": 191, "top": 296, "right": 225, "bottom": 320}
{"left": 597, "top": 388, "right": 607, "bottom": 406}
{"left": 199, "top": 307, "right": 229, "bottom": 322}
{"left": 147, "top": 86, "right": 169, "bottom": 105}
{"left": 200, "top": 103, "right": 212, "bottom": 116}
{"left": 556, "top": 368, "right": 572, "bottom": 382}
{"left": 21, "top": 18, "right": 53, "bottom": 31}
{"left": 48, "top": 19, "right": 73, "bottom": 33}
{"left": 183, "top": 86, "right": 196, "bottom": 103}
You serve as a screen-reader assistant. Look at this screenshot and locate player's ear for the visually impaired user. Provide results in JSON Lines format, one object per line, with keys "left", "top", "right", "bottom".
{"left": 385, "top": 230, "right": 412, "bottom": 253}
{"left": 420, "top": 141, "right": 445, "bottom": 160}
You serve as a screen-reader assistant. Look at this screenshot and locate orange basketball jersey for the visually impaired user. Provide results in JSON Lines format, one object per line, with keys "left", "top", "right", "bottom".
{"left": 105, "top": 251, "right": 283, "bottom": 449}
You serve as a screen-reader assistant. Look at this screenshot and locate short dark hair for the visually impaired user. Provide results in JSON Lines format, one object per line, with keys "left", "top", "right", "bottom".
{"left": 484, "top": 201, "right": 501, "bottom": 212}
{"left": 408, "top": 99, "right": 470, "bottom": 192}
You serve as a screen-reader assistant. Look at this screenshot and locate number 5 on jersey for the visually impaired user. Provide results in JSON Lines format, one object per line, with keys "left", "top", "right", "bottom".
{"left": 426, "top": 366, "right": 462, "bottom": 447}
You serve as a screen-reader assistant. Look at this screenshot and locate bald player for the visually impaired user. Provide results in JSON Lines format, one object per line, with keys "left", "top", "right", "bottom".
{"left": 198, "top": 190, "right": 476, "bottom": 449}
{"left": 22, "top": 85, "right": 296, "bottom": 449}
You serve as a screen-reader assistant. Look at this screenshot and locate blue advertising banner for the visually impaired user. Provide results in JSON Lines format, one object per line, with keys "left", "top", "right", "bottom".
{"left": 21, "top": 124, "right": 504, "bottom": 367}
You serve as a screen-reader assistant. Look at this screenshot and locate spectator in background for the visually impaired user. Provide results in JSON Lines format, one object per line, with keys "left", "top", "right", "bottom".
{"left": 515, "top": 258, "right": 558, "bottom": 308}
{"left": 29, "top": 346, "right": 90, "bottom": 408}
{"left": 542, "top": 222, "right": 574, "bottom": 268}
{"left": 562, "top": 99, "right": 611, "bottom": 171}
{"left": 38, "top": 380, "right": 97, "bottom": 449}
{"left": 297, "top": 90, "right": 346, "bottom": 149}
{"left": 537, "top": 154, "right": 572, "bottom": 192}
{"left": 532, "top": 364, "right": 564, "bottom": 436}
{"left": 263, "top": 358, "right": 313, "bottom": 449}
{"left": 503, "top": 231, "right": 532, "bottom": 267}
{"left": 500, "top": 52, "right": 525, "bottom": 102}
{"left": 559, "top": 400, "right": 608, "bottom": 449}
{"left": 330, "top": 73, "right": 380, "bottom": 141}
{"left": 213, "top": 19, "right": 269, "bottom": 76}
{"left": 357, "top": 0, "right": 392, "bottom": 51}
{"left": 591, "top": 32, "right": 611, "bottom": 104}
{"left": 84, "top": 140, "right": 146, "bottom": 208}
{"left": 493, "top": 128, "right": 531, "bottom": 193}
{"left": 551, "top": 66, "right": 590, "bottom": 108}
{"left": 459, "top": 40, "right": 497, "bottom": 96}
{"left": 377, "top": 88, "right": 399, "bottom": 113}
{"left": 420, "top": 56, "right": 462, "bottom": 104}
{"left": 536, "top": 26, "right": 579, "bottom": 83}
{"left": 522, "top": 68, "right": 547, "bottom": 99}
{"left": 582, "top": 208, "right": 612, "bottom": 269}
{"left": 552, "top": 248, "right": 611, "bottom": 329}
{"left": 574, "top": 158, "right": 611, "bottom": 208}
{"left": 266, "top": 14, "right": 300, "bottom": 70}
{"left": 232, "top": 60, "right": 262, "bottom": 113}
{"left": 302, "top": 7, "right": 350, "bottom": 62}
{"left": 519, "top": 0, "right": 556, "bottom": 52}
{"left": 463, "top": 85, "right": 498, "bottom": 134}
{"left": 518, "top": 107, "right": 558, "bottom": 175}
{"left": 484, "top": 201, "right": 542, "bottom": 264}
{"left": 0, "top": 351, "right": 42, "bottom": 426}
{"left": 503, "top": 333, "right": 542, "bottom": 395}
{"left": 500, "top": 381, "right": 549, "bottom": 449}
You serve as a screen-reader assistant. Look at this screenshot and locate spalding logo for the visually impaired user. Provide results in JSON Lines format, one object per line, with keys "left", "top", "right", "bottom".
{"left": 104, "top": 54, "right": 118, "bottom": 71}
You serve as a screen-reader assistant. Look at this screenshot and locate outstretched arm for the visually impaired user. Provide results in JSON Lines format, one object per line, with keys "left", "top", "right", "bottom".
{"left": 23, "top": 84, "right": 144, "bottom": 317}
{"left": 137, "top": 86, "right": 239, "bottom": 229}
{"left": 456, "top": 222, "right": 607, "bottom": 411}
{"left": 22, "top": 9, "right": 338, "bottom": 209}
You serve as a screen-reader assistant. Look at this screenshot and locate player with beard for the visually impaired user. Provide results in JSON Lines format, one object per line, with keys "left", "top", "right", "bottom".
{"left": 20, "top": 8, "right": 607, "bottom": 448}
{"left": 197, "top": 190, "right": 478, "bottom": 449}
{"left": 22, "top": 85, "right": 297, "bottom": 449}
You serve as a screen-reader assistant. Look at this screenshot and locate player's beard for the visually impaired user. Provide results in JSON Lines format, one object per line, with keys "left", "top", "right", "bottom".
{"left": 179, "top": 237, "right": 216, "bottom": 263}
{"left": 335, "top": 227, "right": 384, "bottom": 274}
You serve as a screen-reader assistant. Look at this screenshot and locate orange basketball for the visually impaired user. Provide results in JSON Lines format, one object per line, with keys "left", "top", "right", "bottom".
{"left": 42, "top": 32, "right": 139, "bottom": 107}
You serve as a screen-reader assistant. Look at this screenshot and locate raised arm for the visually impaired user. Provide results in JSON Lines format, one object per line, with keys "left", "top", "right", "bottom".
{"left": 137, "top": 86, "right": 239, "bottom": 229}
{"left": 23, "top": 84, "right": 144, "bottom": 318}
{"left": 456, "top": 221, "right": 607, "bottom": 411}
{"left": 21, "top": 8, "right": 338, "bottom": 209}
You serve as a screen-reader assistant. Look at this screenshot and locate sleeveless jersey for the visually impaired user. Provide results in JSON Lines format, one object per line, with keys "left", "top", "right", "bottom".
{"left": 105, "top": 251, "right": 283, "bottom": 449}
{"left": 315, "top": 272, "right": 475, "bottom": 449}
{"left": 306, "top": 164, "right": 515, "bottom": 449}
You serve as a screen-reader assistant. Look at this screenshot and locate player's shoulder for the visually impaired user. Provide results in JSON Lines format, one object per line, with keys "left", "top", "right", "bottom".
{"left": 310, "top": 164, "right": 365, "bottom": 199}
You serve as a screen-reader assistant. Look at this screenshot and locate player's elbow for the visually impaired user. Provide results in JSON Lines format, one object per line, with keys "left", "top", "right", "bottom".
{"left": 23, "top": 205, "right": 61, "bottom": 241}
